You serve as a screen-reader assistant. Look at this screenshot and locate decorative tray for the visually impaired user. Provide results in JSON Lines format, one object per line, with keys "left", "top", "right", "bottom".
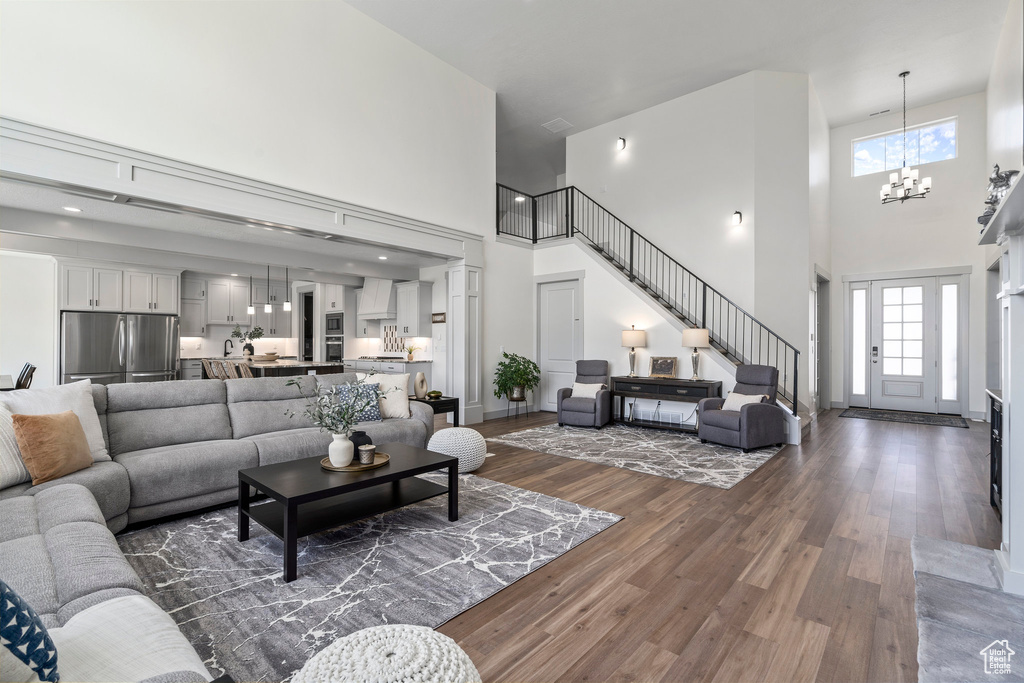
{"left": 249, "top": 354, "right": 279, "bottom": 362}
{"left": 320, "top": 453, "right": 390, "bottom": 472}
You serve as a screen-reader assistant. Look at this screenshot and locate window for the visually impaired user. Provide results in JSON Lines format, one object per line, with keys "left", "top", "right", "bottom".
{"left": 852, "top": 117, "right": 957, "bottom": 177}
{"left": 880, "top": 285, "right": 924, "bottom": 377}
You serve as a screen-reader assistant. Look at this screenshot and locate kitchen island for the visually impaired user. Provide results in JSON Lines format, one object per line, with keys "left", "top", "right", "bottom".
{"left": 196, "top": 359, "right": 349, "bottom": 379}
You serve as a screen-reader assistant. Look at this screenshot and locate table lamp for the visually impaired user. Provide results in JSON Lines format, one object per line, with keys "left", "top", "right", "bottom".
{"left": 621, "top": 325, "right": 647, "bottom": 377}
{"left": 682, "top": 328, "right": 710, "bottom": 380}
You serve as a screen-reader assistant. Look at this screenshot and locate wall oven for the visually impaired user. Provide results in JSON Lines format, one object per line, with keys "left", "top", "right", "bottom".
{"left": 325, "top": 337, "right": 344, "bottom": 363}
{"left": 326, "top": 312, "right": 343, "bottom": 334}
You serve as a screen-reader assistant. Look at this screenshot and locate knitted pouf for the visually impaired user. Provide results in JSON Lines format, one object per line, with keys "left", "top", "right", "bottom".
{"left": 293, "top": 624, "right": 481, "bottom": 683}
{"left": 427, "top": 427, "right": 487, "bottom": 473}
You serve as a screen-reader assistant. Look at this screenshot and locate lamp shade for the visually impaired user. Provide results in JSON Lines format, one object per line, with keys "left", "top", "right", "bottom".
{"left": 621, "top": 329, "right": 647, "bottom": 348}
{"left": 682, "top": 328, "right": 710, "bottom": 348}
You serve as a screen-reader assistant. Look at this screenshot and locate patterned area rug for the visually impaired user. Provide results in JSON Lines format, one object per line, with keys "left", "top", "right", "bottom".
{"left": 118, "top": 473, "right": 619, "bottom": 682}
{"left": 840, "top": 408, "right": 969, "bottom": 429}
{"left": 489, "top": 423, "right": 781, "bottom": 489}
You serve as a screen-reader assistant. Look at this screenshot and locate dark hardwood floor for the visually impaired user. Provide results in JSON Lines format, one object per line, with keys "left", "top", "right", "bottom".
{"left": 433, "top": 409, "right": 998, "bottom": 682}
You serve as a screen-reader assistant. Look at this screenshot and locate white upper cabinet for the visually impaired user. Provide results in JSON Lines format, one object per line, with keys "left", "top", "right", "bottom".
{"left": 251, "top": 281, "right": 292, "bottom": 336}
{"left": 59, "top": 261, "right": 177, "bottom": 313}
{"left": 180, "top": 299, "right": 206, "bottom": 337}
{"left": 207, "top": 278, "right": 251, "bottom": 325}
{"left": 356, "top": 278, "right": 396, "bottom": 319}
{"left": 181, "top": 278, "right": 207, "bottom": 300}
{"left": 324, "top": 283, "right": 343, "bottom": 311}
{"left": 395, "top": 281, "right": 432, "bottom": 337}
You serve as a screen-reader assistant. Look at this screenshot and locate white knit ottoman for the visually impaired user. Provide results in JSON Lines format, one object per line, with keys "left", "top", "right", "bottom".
{"left": 293, "top": 624, "right": 481, "bottom": 683}
{"left": 427, "top": 428, "right": 487, "bottom": 473}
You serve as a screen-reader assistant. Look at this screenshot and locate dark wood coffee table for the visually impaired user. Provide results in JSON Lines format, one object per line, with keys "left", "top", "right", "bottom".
{"left": 237, "top": 442, "right": 458, "bottom": 582}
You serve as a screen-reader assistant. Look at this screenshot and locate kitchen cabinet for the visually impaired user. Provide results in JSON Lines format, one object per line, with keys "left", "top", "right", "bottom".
{"left": 181, "top": 359, "right": 204, "bottom": 381}
{"left": 207, "top": 279, "right": 251, "bottom": 325}
{"left": 181, "top": 278, "right": 207, "bottom": 300}
{"left": 395, "top": 281, "right": 432, "bottom": 337}
{"left": 356, "top": 278, "right": 396, "bottom": 319}
{"left": 253, "top": 282, "right": 293, "bottom": 336}
{"left": 324, "top": 283, "right": 343, "bottom": 311}
{"left": 124, "top": 271, "right": 178, "bottom": 314}
{"left": 59, "top": 264, "right": 123, "bottom": 311}
{"left": 180, "top": 299, "right": 207, "bottom": 337}
{"left": 353, "top": 289, "right": 381, "bottom": 337}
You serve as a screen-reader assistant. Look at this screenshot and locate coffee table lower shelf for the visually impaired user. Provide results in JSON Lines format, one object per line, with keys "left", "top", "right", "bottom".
{"left": 243, "top": 478, "right": 449, "bottom": 540}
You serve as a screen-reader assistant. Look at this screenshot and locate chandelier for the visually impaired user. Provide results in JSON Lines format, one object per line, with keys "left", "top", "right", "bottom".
{"left": 880, "top": 71, "right": 932, "bottom": 204}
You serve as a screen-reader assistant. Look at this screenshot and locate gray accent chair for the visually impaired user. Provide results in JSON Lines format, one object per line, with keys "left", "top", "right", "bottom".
{"left": 557, "top": 360, "right": 612, "bottom": 428}
{"left": 698, "top": 365, "right": 786, "bottom": 452}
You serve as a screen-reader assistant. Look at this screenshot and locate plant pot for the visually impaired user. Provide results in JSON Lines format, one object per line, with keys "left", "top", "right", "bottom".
{"left": 509, "top": 385, "right": 526, "bottom": 401}
{"left": 414, "top": 372, "right": 428, "bottom": 399}
{"left": 328, "top": 432, "right": 354, "bottom": 467}
{"left": 407, "top": 354, "right": 415, "bottom": 361}
{"left": 349, "top": 430, "right": 373, "bottom": 449}
{"left": 243, "top": 343, "right": 255, "bottom": 356}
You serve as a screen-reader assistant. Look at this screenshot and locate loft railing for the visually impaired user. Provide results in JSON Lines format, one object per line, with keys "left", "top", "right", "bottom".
{"left": 497, "top": 183, "right": 801, "bottom": 412}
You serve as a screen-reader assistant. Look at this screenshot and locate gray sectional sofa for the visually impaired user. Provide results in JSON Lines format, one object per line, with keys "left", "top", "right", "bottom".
{"left": 0, "top": 373, "right": 434, "bottom": 680}
{"left": 0, "top": 373, "right": 434, "bottom": 531}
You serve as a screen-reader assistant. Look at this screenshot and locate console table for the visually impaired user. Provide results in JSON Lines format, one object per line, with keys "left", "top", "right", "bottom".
{"left": 610, "top": 376, "right": 722, "bottom": 433}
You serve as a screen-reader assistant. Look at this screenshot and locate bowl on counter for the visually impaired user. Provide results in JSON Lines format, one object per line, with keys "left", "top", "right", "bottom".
{"left": 249, "top": 353, "right": 279, "bottom": 362}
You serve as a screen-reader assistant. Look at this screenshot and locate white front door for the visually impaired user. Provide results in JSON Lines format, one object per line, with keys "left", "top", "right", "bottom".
{"left": 538, "top": 279, "right": 582, "bottom": 412}
{"left": 869, "top": 277, "right": 937, "bottom": 412}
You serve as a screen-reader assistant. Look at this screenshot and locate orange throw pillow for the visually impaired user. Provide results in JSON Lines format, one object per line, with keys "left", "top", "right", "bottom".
{"left": 12, "top": 410, "right": 93, "bottom": 485}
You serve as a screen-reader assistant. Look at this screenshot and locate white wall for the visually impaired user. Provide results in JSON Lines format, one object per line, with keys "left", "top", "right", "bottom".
{"left": 809, "top": 82, "right": 832, "bottom": 273}
{"left": 987, "top": 0, "right": 1024, "bottom": 181}
{"left": 0, "top": 251, "right": 56, "bottom": 387}
{"left": 829, "top": 92, "right": 989, "bottom": 416}
{"left": 419, "top": 264, "right": 449, "bottom": 396}
{"left": 0, "top": 0, "right": 495, "bottom": 237}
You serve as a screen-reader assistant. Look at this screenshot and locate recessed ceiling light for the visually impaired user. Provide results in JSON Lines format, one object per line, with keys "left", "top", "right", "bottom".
{"left": 230, "top": 273, "right": 239, "bottom": 277}
{"left": 63, "top": 206, "right": 82, "bottom": 213}
{"left": 263, "top": 227, "right": 273, "bottom": 231}
{"left": 378, "top": 256, "right": 388, "bottom": 260}
{"left": 514, "top": 196, "right": 526, "bottom": 202}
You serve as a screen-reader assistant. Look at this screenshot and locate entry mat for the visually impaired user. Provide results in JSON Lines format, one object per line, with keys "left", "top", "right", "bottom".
{"left": 839, "top": 408, "right": 969, "bottom": 429}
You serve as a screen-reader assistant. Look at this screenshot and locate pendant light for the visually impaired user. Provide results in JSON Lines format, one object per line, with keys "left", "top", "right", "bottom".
{"left": 263, "top": 265, "right": 272, "bottom": 313}
{"left": 282, "top": 267, "right": 291, "bottom": 312}
{"left": 880, "top": 71, "right": 932, "bottom": 204}
{"left": 246, "top": 276, "right": 255, "bottom": 316}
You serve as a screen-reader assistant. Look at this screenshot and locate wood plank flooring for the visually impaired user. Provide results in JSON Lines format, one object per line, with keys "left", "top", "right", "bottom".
{"left": 434, "top": 409, "right": 998, "bottom": 682}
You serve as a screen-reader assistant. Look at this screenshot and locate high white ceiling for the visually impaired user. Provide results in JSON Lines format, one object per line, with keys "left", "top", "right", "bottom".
{"left": 345, "top": 0, "right": 1010, "bottom": 194}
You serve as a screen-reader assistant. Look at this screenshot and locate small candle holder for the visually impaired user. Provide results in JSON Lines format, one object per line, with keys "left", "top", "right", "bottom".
{"left": 358, "top": 444, "right": 376, "bottom": 465}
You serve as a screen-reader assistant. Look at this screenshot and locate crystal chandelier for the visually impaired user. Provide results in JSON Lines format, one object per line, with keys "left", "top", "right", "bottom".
{"left": 880, "top": 71, "right": 932, "bottom": 204}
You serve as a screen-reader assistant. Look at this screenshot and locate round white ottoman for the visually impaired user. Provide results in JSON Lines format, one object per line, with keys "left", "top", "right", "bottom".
{"left": 428, "top": 428, "right": 487, "bottom": 473}
{"left": 293, "top": 624, "right": 481, "bottom": 683}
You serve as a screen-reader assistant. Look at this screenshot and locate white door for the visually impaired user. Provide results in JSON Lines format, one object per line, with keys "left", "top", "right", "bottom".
{"left": 538, "top": 279, "right": 583, "bottom": 412}
{"left": 229, "top": 281, "right": 252, "bottom": 324}
{"left": 869, "top": 278, "right": 936, "bottom": 412}
{"left": 180, "top": 299, "right": 206, "bottom": 337}
{"left": 207, "top": 280, "right": 232, "bottom": 324}
{"left": 92, "top": 268, "right": 122, "bottom": 311}
{"left": 61, "top": 265, "right": 93, "bottom": 310}
{"left": 152, "top": 274, "right": 177, "bottom": 314}
{"left": 123, "top": 271, "right": 153, "bottom": 313}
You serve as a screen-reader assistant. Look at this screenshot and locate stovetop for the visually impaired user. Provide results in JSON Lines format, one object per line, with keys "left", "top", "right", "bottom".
{"left": 357, "top": 356, "right": 406, "bottom": 361}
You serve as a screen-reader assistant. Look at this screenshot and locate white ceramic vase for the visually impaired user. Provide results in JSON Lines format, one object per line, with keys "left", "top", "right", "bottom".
{"left": 328, "top": 432, "right": 354, "bottom": 467}
{"left": 414, "top": 372, "right": 428, "bottom": 399}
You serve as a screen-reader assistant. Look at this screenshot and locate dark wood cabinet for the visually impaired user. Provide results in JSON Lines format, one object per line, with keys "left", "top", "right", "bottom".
{"left": 610, "top": 376, "right": 722, "bottom": 433}
{"left": 989, "top": 389, "right": 1003, "bottom": 520}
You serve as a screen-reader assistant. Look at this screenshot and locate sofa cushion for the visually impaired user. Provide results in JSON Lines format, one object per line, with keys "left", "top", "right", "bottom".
{"left": 0, "top": 535, "right": 59, "bottom": 625}
{"left": 358, "top": 417, "right": 428, "bottom": 449}
{"left": 0, "top": 462, "right": 131, "bottom": 524}
{"left": 105, "top": 381, "right": 232, "bottom": 456}
{"left": 0, "top": 578, "right": 59, "bottom": 682}
{"left": 46, "top": 521, "right": 143, "bottom": 607}
{"left": 701, "top": 408, "right": 742, "bottom": 431}
{"left": 225, "top": 376, "right": 316, "bottom": 439}
{"left": 91, "top": 384, "right": 108, "bottom": 452}
{"left": 115, "top": 440, "right": 258, "bottom": 508}
{"left": 13, "top": 411, "right": 94, "bottom": 485}
{"left": 314, "top": 372, "right": 359, "bottom": 390}
{"left": 2, "top": 380, "right": 109, "bottom": 463}
{"left": 561, "top": 396, "right": 598, "bottom": 413}
{"left": 244, "top": 427, "right": 332, "bottom": 467}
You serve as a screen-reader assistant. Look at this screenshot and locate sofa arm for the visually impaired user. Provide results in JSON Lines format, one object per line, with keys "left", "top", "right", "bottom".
{"left": 698, "top": 397, "right": 725, "bottom": 414}
{"left": 739, "top": 402, "right": 787, "bottom": 447}
{"left": 409, "top": 400, "right": 435, "bottom": 442}
{"left": 556, "top": 387, "right": 572, "bottom": 423}
{"left": 595, "top": 388, "right": 613, "bottom": 426}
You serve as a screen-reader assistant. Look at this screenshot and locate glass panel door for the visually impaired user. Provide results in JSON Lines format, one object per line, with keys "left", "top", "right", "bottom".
{"left": 869, "top": 278, "right": 937, "bottom": 412}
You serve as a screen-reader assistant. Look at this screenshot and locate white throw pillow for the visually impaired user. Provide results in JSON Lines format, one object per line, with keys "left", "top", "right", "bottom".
{"left": 0, "top": 403, "right": 30, "bottom": 488}
{"left": 1, "top": 380, "right": 109, "bottom": 462}
{"left": 571, "top": 382, "right": 605, "bottom": 399}
{"left": 721, "top": 392, "right": 768, "bottom": 412}
{"left": 375, "top": 373, "right": 411, "bottom": 419}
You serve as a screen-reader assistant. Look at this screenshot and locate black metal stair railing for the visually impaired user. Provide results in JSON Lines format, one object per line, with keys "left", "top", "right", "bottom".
{"left": 496, "top": 183, "right": 801, "bottom": 413}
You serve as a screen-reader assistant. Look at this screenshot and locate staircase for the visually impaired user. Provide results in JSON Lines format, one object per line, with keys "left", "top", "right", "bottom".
{"left": 497, "top": 183, "right": 802, "bottom": 414}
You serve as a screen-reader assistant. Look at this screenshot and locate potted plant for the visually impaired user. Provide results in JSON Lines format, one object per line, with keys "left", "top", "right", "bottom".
{"left": 285, "top": 377, "right": 385, "bottom": 467}
{"left": 405, "top": 343, "right": 421, "bottom": 361}
{"left": 493, "top": 351, "right": 541, "bottom": 401}
{"left": 231, "top": 324, "right": 264, "bottom": 357}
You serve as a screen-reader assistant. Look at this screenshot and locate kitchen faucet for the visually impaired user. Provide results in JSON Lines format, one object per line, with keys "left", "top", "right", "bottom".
{"left": 224, "top": 339, "right": 234, "bottom": 357}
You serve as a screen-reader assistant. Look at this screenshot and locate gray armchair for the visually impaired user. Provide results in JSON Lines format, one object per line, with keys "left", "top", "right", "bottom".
{"left": 698, "top": 364, "right": 786, "bottom": 452}
{"left": 557, "top": 360, "right": 612, "bottom": 428}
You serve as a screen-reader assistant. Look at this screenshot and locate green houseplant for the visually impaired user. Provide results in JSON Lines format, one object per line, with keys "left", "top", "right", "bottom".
{"left": 493, "top": 352, "right": 541, "bottom": 400}
{"left": 285, "top": 376, "right": 388, "bottom": 467}
{"left": 231, "top": 324, "right": 264, "bottom": 356}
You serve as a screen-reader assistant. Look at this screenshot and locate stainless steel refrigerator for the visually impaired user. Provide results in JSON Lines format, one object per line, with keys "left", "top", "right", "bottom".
{"left": 61, "top": 312, "right": 179, "bottom": 385}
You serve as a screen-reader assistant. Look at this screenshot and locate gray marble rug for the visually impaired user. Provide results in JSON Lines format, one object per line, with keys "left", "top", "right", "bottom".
{"left": 117, "top": 473, "right": 619, "bottom": 682}
{"left": 489, "top": 423, "right": 781, "bottom": 489}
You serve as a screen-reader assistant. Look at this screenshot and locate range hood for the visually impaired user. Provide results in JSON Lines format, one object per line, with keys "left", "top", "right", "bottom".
{"left": 357, "top": 278, "right": 397, "bottom": 319}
